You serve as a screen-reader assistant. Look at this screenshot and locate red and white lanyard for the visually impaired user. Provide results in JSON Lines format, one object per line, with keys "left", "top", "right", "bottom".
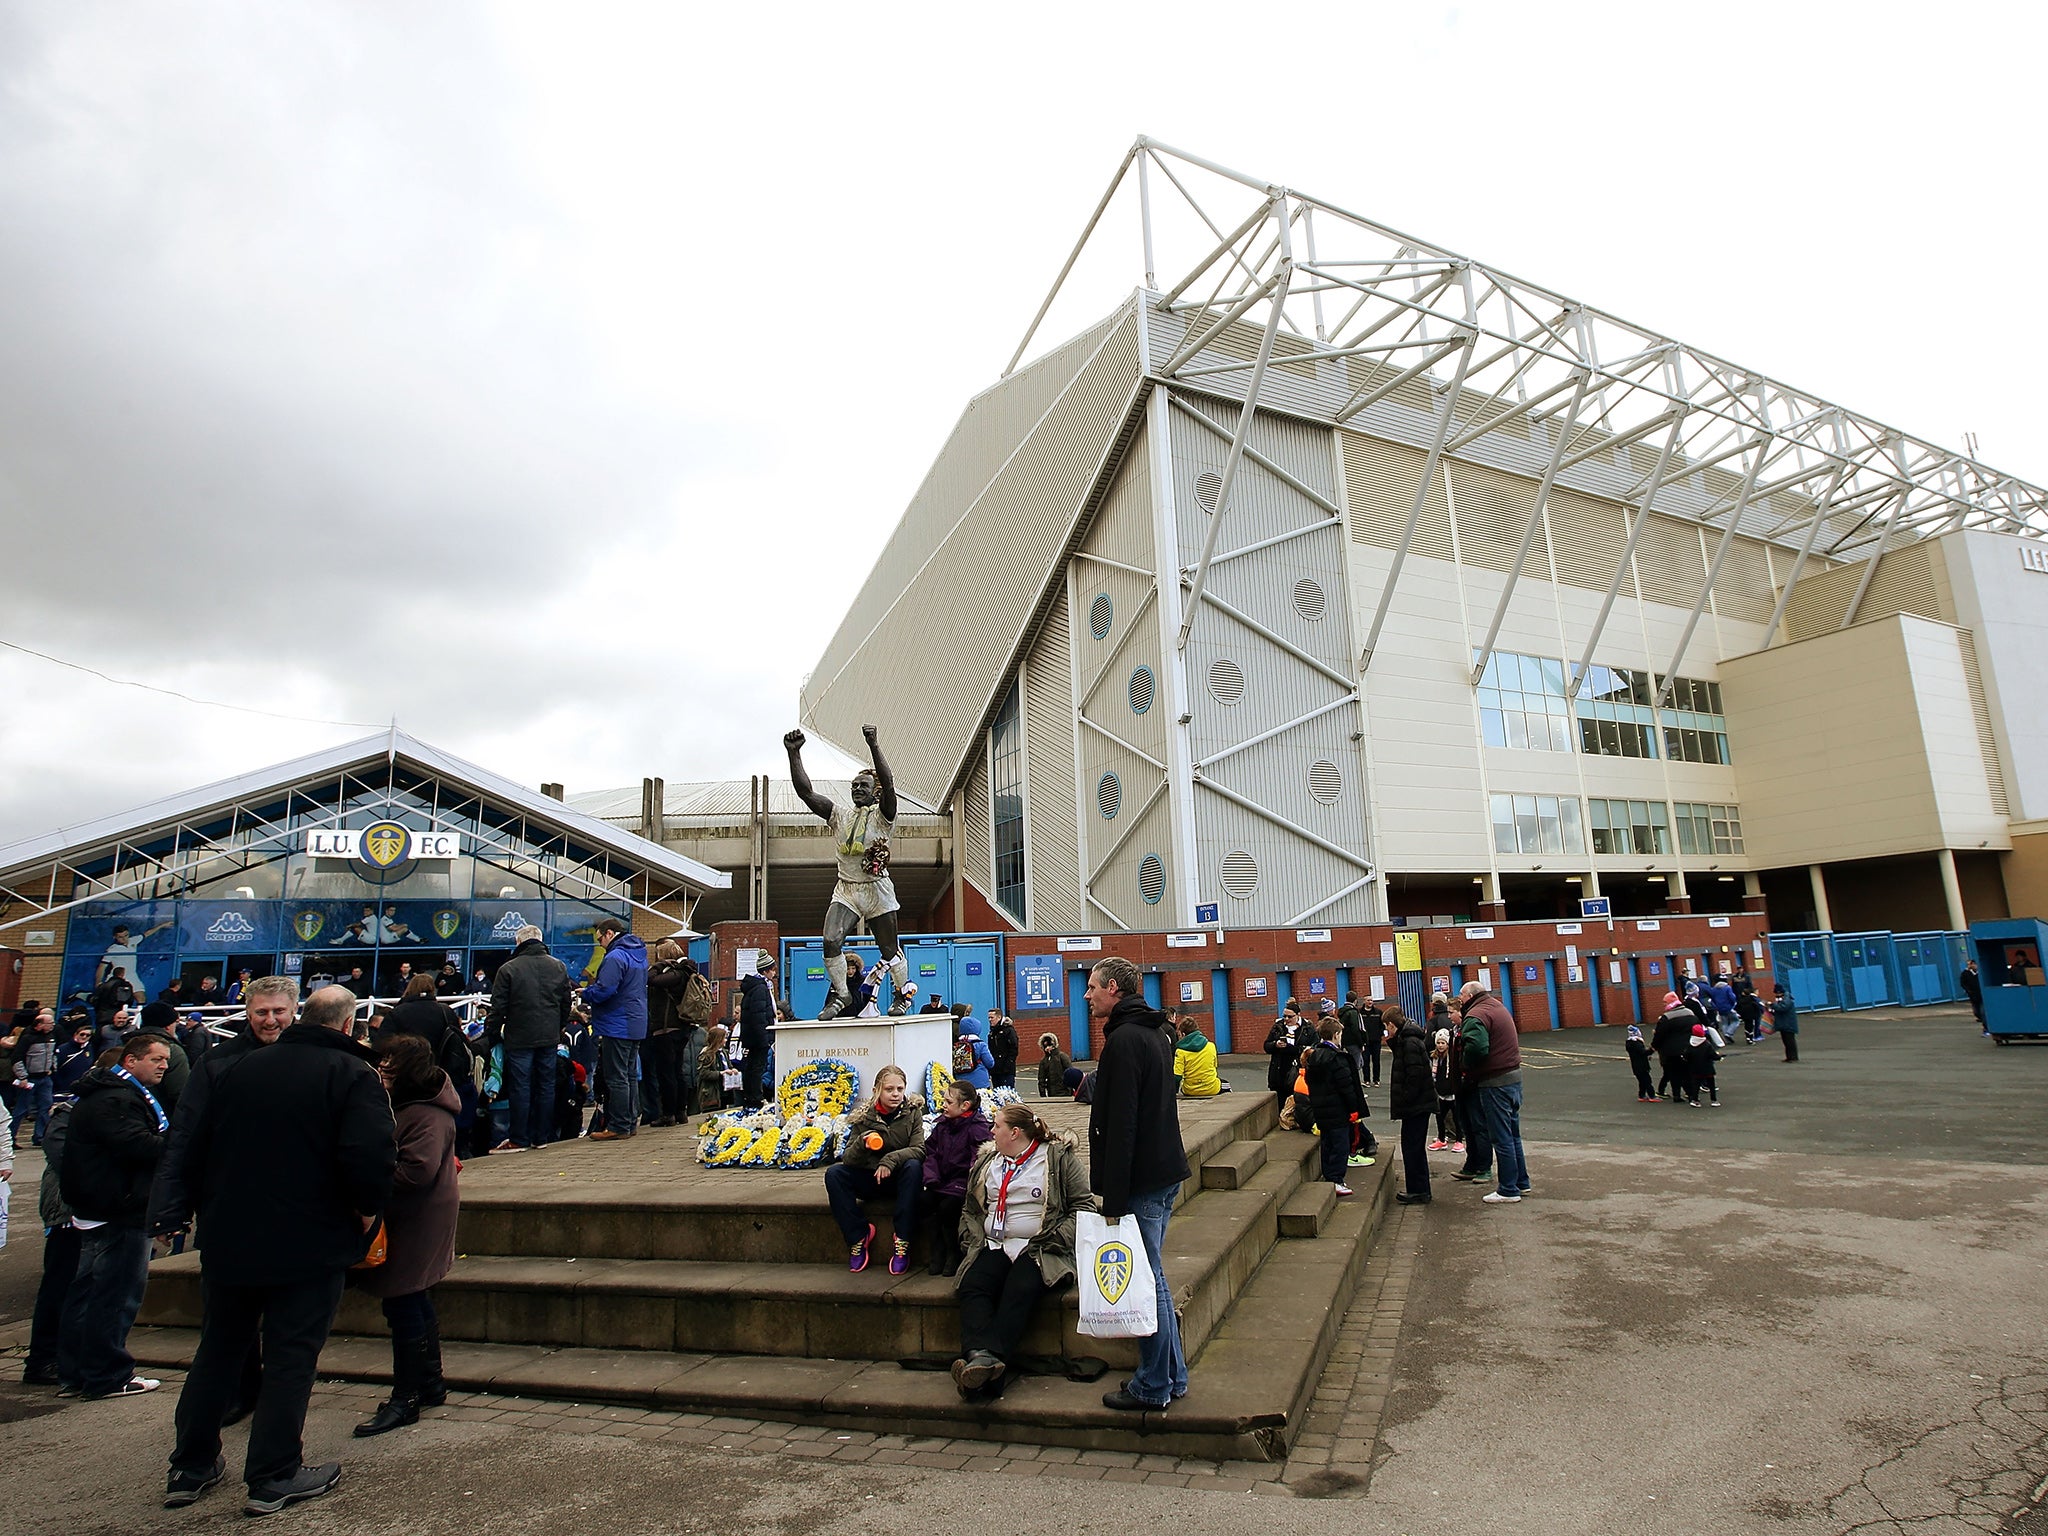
{"left": 991, "top": 1140, "right": 1040, "bottom": 1238}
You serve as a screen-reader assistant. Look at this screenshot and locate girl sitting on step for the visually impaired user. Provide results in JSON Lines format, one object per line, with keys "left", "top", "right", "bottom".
{"left": 949, "top": 1103, "right": 1095, "bottom": 1400}
{"left": 824, "top": 1065, "right": 925, "bottom": 1275}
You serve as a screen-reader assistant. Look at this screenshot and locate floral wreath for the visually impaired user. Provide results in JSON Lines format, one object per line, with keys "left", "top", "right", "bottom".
{"left": 776, "top": 1057, "right": 860, "bottom": 1120}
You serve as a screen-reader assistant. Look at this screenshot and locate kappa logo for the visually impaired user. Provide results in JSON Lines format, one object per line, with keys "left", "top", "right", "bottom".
{"left": 359, "top": 820, "right": 410, "bottom": 870}
{"left": 432, "top": 908, "right": 462, "bottom": 940}
{"left": 292, "top": 910, "right": 325, "bottom": 943}
{"left": 204, "top": 912, "right": 258, "bottom": 944}
{"left": 489, "top": 910, "right": 529, "bottom": 938}
{"left": 1093, "top": 1240, "right": 1134, "bottom": 1305}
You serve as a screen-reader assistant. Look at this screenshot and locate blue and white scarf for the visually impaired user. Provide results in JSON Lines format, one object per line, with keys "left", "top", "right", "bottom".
{"left": 112, "top": 1065, "right": 169, "bottom": 1133}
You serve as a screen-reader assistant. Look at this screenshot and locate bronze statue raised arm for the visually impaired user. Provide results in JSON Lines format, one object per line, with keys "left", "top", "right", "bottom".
{"left": 784, "top": 724, "right": 914, "bottom": 1020}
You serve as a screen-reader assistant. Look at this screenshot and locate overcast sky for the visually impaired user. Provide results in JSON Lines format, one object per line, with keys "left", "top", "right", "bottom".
{"left": 2, "top": 1, "right": 2042, "bottom": 845}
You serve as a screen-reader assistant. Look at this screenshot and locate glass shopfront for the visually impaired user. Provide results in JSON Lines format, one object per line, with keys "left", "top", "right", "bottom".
{"left": 56, "top": 779, "right": 635, "bottom": 1007}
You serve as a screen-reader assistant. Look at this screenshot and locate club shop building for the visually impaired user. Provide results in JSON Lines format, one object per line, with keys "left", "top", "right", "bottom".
{"left": 0, "top": 731, "right": 728, "bottom": 1010}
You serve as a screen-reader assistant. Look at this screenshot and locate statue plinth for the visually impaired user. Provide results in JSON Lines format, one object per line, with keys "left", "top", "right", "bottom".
{"left": 769, "top": 1015, "right": 952, "bottom": 1102}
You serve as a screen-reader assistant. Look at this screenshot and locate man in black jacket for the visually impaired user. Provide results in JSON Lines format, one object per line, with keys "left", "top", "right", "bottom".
{"left": 164, "top": 984, "right": 395, "bottom": 1517}
{"left": 1085, "top": 956, "right": 1191, "bottom": 1413}
{"left": 488, "top": 926, "right": 572, "bottom": 1149}
{"left": 738, "top": 953, "right": 778, "bottom": 1108}
{"left": 57, "top": 1032, "right": 173, "bottom": 1399}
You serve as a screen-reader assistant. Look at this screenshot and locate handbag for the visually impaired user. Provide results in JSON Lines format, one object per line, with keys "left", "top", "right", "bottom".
{"left": 351, "top": 1217, "right": 388, "bottom": 1270}
{"left": 1074, "top": 1211, "right": 1158, "bottom": 1338}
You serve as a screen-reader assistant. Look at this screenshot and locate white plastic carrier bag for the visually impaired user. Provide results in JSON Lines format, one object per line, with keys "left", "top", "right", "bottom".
{"left": 1074, "top": 1210, "right": 1157, "bottom": 1338}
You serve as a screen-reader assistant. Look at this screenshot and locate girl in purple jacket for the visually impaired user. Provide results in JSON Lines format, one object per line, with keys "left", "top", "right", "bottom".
{"left": 920, "top": 1084, "right": 993, "bottom": 1276}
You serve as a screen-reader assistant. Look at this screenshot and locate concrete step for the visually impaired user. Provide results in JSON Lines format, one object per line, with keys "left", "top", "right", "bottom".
{"left": 139, "top": 1156, "right": 1293, "bottom": 1371}
{"left": 126, "top": 1156, "right": 1393, "bottom": 1462}
{"left": 1200, "top": 1138, "right": 1267, "bottom": 1190}
{"left": 1277, "top": 1181, "right": 1338, "bottom": 1238}
{"left": 449, "top": 1092, "right": 1272, "bottom": 1267}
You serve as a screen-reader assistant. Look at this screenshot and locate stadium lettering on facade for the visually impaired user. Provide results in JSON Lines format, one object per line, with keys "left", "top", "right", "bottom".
{"left": 302, "top": 826, "right": 464, "bottom": 862}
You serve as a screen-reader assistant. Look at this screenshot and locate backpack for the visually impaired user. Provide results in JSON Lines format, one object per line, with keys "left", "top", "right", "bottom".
{"left": 679, "top": 972, "right": 713, "bottom": 1026}
{"left": 952, "top": 1037, "right": 977, "bottom": 1075}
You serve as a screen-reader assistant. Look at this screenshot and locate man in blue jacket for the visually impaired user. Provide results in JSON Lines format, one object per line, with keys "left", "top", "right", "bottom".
{"left": 581, "top": 918, "right": 648, "bottom": 1142}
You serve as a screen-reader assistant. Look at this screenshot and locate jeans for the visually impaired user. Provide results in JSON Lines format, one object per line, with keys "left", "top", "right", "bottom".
{"left": 1456, "top": 1087, "right": 1489, "bottom": 1173}
{"left": 1399, "top": 1111, "right": 1432, "bottom": 1196}
{"left": 1126, "top": 1183, "right": 1187, "bottom": 1406}
{"left": 58, "top": 1223, "right": 150, "bottom": 1393}
{"left": 1475, "top": 1082, "right": 1528, "bottom": 1194}
{"left": 171, "top": 1269, "right": 347, "bottom": 1488}
{"left": 824, "top": 1159, "right": 924, "bottom": 1248}
{"left": 598, "top": 1037, "right": 639, "bottom": 1135}
{"left": 1318, "top": 1120, "right": 1351, "bottom": 1185}
{"left": 10, "top": 1075, "right": 54, "bottom": 1143}
{"left": 502, "top": 1046, "right": 556, "bottom": 1148}
{"left": 27, "top": 1222, "right": 82, "bottom": 1375}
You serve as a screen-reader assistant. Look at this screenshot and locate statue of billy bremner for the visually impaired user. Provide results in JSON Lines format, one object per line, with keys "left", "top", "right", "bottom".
{"left": 783, "top": 723, "right": 915, "bottom": 1019}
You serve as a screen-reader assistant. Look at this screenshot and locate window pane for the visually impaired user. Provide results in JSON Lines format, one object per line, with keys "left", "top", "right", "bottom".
{"left": 1559, "top": 797, "right": 1584, "bottom": 854}
{"left": 1505, "top": 711, "right": 1528, "bottom": 750}
{"left": 1538, "top": 801, "right": 1563, "bottom": 854}
{"left": 1540, "top": 657, "right": 1566, "bottom": 694}
{"left": 1516, "top": 798, "right": 1539, "bottom": 853}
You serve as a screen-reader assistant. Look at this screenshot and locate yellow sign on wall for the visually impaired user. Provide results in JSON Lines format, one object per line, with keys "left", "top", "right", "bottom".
{"left": 1393, "top": 930, "right": 1422, "bottom": 973}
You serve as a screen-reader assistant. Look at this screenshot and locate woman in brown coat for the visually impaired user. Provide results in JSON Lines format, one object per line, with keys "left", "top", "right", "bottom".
{"left": 354, "top": 1032, "right": 460, "bottom": 1436}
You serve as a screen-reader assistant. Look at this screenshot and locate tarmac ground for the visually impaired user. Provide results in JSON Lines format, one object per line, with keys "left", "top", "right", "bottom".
{"left": 3, "top": 1005, "right": 2045, "bottom": 1535}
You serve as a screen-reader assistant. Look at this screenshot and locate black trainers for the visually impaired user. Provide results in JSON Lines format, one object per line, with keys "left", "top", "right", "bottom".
{"left": 164, "top": 1456, "right": 226, "bottom": 1509}
{"left": 244, "top": 1462, "right": 342, "bottom": 1517}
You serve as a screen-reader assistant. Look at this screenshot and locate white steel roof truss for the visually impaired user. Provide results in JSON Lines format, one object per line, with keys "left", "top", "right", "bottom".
{"left": 1005, "top": 138, "right": 2046, "bottom": 564}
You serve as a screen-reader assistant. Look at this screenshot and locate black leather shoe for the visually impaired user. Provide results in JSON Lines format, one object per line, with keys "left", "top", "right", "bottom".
{"left": 21, "top": 1364, "right": 60, "bottom": 1386}
{"left": 1101, "top": 1388, "right": 1165, "bottom": 1412}
{"left": 1395, "top": 1191, "right": 1432, "bottom": 1205}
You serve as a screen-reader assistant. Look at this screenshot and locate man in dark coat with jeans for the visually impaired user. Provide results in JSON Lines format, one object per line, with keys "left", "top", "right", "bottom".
{"left": 738, "top": 952, "right": 779, "bottom": 1109}
{"left": 489, "top": 926, "right": 572, "bottom": 1149}
{"left": 57, "top": 1032, "right": 173, "bottom": 1399}
{"left": 581, "top": 917, "right": 649, "bottom": 1141}
{"left": 165, "top": 985, "right": 395, "bottom": 1517}
{"left": 1085, "top": 956, "right": 1191, "bottom": 1412}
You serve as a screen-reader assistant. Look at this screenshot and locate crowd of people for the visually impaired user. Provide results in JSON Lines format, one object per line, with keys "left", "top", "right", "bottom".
{"left": 0, "top": 918, "right": 1868, "bottom": 1491}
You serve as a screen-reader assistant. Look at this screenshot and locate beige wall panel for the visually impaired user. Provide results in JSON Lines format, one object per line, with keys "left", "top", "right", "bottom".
{"left": 804, "top": 310, "right": 1143, "bottom": 804}
{"left": 1720, "top": 615, "right": 2002, "bottom": 866}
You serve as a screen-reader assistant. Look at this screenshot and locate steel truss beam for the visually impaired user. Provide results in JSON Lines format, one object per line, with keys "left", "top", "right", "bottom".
{"left": 1004, "top": 138, "right": 2048, "bottom": 567}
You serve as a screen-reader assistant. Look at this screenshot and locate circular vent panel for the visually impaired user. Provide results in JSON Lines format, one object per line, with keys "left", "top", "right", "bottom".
{"left": 1128, "top": 666, "right": 1156, "bottom": 714}
{"left": 1139, "top": 854, "right": 1166, "bottom": 905}
{"left": 1308, "top": 759, "right": 1342, "bottom": 804}
{"left": 1194, "top": 470, "right": 1223, "bottom": 513}
{"left": 1209, "top": 658, "right": 1245, "bottom": 705}
{"left": 1220, "top": 850, "right": 1260, "bottom": 899}
{"left": 1097, "top": 772, "right": 1121, "bottom": 820}
{"left": 1089, "top": 592, "right": 1113, "bottom": 640}
{"left": 1293, "top": 578, "right": 1326, "bottom": 621}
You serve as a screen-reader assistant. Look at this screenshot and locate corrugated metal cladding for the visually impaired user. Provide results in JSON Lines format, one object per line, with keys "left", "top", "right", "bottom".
{"left": 1024, "top": 587, "right": 1082, "bottom": 931}
{"left": 961, "top": 750, "right": 991, "bottom": 894}
{"left": 1170, "top": 395, "right": 1375, "bottom": 927}
{"left": 1341, "top": 423, "right": 1790, "bottom": 626}
{"left": 802, "top": 305, "right": 1144, "bottom": 804}
{"left": 1780, "top": 541, "right": 1952, "bottom": 641}
{"left": 1956, "top": 631, "right": 2011, "bottom": 817}
{"left": 1074, "top": 442, "right": 1177, "bottom": 931}
{"left": 1344, "top": 433, "right": 1452, "bottom": 559}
